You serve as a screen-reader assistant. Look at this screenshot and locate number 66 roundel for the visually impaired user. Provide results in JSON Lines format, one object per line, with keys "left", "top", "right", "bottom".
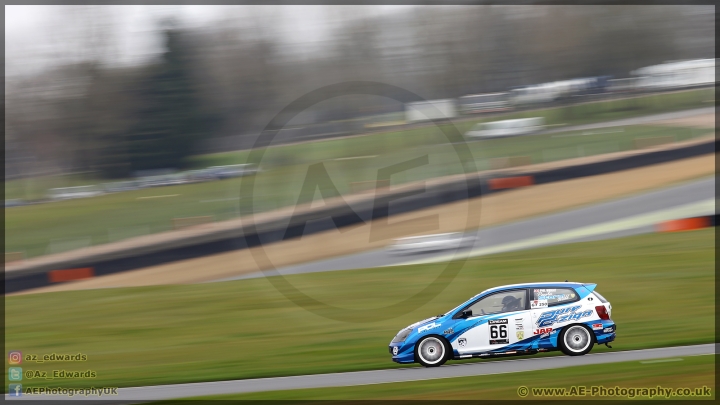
{"left": 488, "top": 319, "right": 509, "bottom": 344}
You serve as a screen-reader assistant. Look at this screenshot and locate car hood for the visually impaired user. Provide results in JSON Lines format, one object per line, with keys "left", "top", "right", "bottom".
{"left": 401, "top": 316, "right": 441, "bottom": 332}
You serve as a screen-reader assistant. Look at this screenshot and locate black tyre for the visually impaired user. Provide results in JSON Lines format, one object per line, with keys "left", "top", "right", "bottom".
{"left": 559, "top": 324, "right": 594, "bottom": 356}
{"left": 415, "top": 336, "right": 449, "bottom": 367}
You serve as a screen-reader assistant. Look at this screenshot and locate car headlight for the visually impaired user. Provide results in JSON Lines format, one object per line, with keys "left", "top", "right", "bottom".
{"left": 392, "top": 328, "right": 412, "bottom": 343}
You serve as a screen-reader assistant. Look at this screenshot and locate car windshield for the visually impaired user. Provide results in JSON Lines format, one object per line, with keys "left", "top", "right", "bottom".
{"left": 445, "top": 293, "right": 483, "bottom": 315}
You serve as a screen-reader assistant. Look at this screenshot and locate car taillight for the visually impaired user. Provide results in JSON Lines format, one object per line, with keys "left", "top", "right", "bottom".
{"left": 595, "top": 305, "right": 610, "bottom": 320}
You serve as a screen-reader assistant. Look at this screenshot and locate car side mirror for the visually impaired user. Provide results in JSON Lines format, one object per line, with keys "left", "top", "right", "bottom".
{"left": 461, "top": 309, "right": 473, "bottom": 318}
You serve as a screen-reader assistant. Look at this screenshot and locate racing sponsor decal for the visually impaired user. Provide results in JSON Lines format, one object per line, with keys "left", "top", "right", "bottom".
{"left": 443, "top": 328, "right": 454, "bottom": 335}
{"left": 538, "top": 294, "right": 572, "bottom": 301}
{"left": 458, "top": 338, "right": 467, "bottom": 347}
{"left": 592, "top": 323, "right": 603, "bottom": 330}
{"left": 531, "top": 300, "right": 548, "bottom": 309}
{"left": 489, "top": 319, "right": 509, "bottom": 344}
{"left": 516, "top": 330, "right": 524, "bottom": 340}
{"left": 418, "top": 322, "right": 441, "bottom": 333}
{"left": 489, "top": 319, "right": 508, "bottom": 325}
{"left": 603, "top": 327, "right": 614, "bottom": 333}
{"left": 536, "top": 305, "right": 593, "bottom": 328}
{"left": 407, "top": 317, "right": 439, "bottom": 330}
{"left": 533, "top": 289, "right": 576, "bottom": 302}
{"left": 534, "top": 327, "right": 553, "bottom": 335}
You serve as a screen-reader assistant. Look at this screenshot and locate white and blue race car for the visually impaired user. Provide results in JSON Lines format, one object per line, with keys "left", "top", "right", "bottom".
{"left": 389, "top": 282, "right": 616, "bottom": 367}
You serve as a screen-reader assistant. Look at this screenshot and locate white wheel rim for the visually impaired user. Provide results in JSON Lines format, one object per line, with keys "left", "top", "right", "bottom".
{"left": 564, "top": 326, "right": 591, "bottom": 353}
{"left": 418, "top": 337, "right": 445, "bottom": 364}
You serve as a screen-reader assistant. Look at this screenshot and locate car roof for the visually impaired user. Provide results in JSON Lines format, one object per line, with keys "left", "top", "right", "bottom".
{"left": 445, "top": 282, "right": 597, "bottom": 316}
{"left": 477, "top": 282, "right": 591, "bottom": 297}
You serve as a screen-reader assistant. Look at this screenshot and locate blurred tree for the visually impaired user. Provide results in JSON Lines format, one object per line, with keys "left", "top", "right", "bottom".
{"left": 121, "top": 25, "right": 221, "bottom": 175}
{"left": 5, "top": 5, "right": 714, "bottom": 180}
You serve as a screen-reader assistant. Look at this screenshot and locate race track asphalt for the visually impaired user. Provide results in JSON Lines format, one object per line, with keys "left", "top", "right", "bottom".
{"left": 215, "top": 176, "right": 714, "bottom": 282}
{"left": 7, "top": 344, "right": 715, "bottom": 402}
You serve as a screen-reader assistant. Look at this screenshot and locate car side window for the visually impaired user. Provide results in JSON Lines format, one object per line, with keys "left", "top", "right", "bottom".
{"left": 465, "top": 290, "right": 526, "bottom": 317}
{"left": 532, "top": 287, "right": 578, "bottom": 307}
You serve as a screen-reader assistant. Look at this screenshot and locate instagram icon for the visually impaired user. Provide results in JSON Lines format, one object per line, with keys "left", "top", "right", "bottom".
{"left": 8, "top": 351, "right": 22, "bottom": 365}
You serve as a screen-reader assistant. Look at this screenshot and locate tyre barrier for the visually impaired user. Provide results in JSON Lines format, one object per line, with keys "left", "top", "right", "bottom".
{"left": 47, "top": 268, "right": 95, "bottom": 283}
{"left": 657, "top": 214, "right": 718, "bottom": 233}
{"left": 488, "top": 176, "right": 534, "bottom": 190}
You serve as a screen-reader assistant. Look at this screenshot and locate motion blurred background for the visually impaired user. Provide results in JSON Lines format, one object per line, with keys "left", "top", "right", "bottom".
{"left": 4, "top": 5, "right": 715, "bottom": 260}
{"left": 4, "top": 5, "right": 716, "bottom": 399}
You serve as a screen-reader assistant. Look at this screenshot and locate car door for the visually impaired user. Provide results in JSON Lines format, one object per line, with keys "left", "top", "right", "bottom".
{"left": 454, "top": 288, "right": 531, "bottom": 355}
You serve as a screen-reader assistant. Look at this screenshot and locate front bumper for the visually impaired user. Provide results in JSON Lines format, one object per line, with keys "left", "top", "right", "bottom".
{"left": 389, "top": 342, "right": 415, "bottom": 364}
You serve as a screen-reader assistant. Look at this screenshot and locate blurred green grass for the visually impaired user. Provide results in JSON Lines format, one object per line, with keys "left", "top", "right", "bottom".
{"left": 168, "top": 354, "right": 716, "bottom": 401}
{"left": 5, "top": 123, "right": 712, "bottom": 259}
{"left": 191, "top": 87, "right": 714, "bottom": 170}
{"left": 5, "top": 229, "right": 714, "bottom": 389}
{"left": 5, "top": 87, "right": 712, "bottom": 202}
{"left": 5, "top": 87, "right": 713, "bottom": 259}
{"left": 192, "top": 88, "right": 713, "bottom": 172}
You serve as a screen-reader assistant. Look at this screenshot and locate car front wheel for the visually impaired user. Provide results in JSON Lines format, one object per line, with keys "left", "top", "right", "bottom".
{"left": 559, "top": 325, "right": 594, "bottom": 356}
{"left": 415, "top": 336, "right": 449, "bottom": 367}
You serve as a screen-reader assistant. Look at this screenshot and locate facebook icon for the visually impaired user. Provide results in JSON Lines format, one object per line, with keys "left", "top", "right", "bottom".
{"left": 8, "top": 384, "right": 22, "bottom": 397}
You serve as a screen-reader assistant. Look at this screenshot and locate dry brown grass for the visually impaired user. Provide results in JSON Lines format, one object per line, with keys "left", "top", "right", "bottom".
{"left": 652, "top": 112, "right": 715, "bottom": 128}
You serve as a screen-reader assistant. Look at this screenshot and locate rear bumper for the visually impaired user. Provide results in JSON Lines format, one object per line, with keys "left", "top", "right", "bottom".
{"left": 593, "top": 321, "right": 616, "bottom": 344}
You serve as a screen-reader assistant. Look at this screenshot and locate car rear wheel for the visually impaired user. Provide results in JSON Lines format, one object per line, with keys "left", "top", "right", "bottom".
{"left": 415, "top": 336, "right": 449, "bottom": 367}
{"left": 559, "top": 325, "right": 594, "bottom": 356}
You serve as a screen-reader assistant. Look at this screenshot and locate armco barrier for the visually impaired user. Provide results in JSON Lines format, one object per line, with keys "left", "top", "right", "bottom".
{"left": 531, "top": 138, "right": 714, "bottom": 185}
{"left": 4, "top": 138, "right": 715, "bottom": 294}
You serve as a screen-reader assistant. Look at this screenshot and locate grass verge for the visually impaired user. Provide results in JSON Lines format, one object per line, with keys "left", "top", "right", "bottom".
{"left": 4, "top": 228, "right": 714, "bottom": 390}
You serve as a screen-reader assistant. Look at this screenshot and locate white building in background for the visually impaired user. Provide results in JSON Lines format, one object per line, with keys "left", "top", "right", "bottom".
{"left": 48, "top": 186, "right": 104, "bottom": 201}
{"left": 508, "top": 83, "right": 559, "bottom": 106}
{"left": 464, "top": 117, "right": 545, "bottom": 139}
{"left": 632, "top": 58, "right": 716, "bottom": 91}
{"left": 458, "top": 93, "right": 512, "bottom": 114}
{"left": 405, "top": 99, "right": 457, "bottom": 123}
